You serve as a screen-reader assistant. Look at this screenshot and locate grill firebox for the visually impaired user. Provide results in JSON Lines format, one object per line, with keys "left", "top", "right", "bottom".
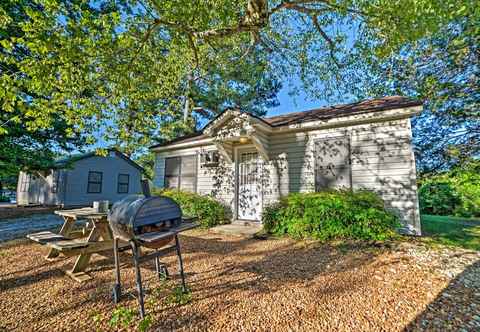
{"left": 108, "top": 194, "right": 197, "bottom": 318}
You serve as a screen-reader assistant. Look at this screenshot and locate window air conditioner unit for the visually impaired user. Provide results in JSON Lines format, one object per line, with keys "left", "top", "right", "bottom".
{"left": 200, "top": 151, "right": 220, "bottom": 167}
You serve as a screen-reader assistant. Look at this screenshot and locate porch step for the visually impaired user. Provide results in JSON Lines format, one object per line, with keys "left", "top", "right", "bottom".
{"left": 231, "top": 220, "right": 262, "bottom": 227}
{"left": 210, "top": 223, "right": 262, "bottom": 238}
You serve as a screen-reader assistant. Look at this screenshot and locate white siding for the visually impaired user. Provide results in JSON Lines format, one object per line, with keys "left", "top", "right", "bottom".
{"left": 153, "top": 146, "right": 236, "bottom": 212}
{"left": 263, "top": 118, "right": 421, "bottom": 234}
{"left": 152, "top": 118, "right": 421, "bottom": 234}
{"left": 16, "top": 171, "right": 62, "bottom": 206}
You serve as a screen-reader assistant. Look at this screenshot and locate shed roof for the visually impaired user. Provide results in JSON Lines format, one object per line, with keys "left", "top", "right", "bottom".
{"left": 55, "top": 148, "right": 145, "bottom": 172}
{"left": 149, "top": 96, "right": 422, "bottom": 149}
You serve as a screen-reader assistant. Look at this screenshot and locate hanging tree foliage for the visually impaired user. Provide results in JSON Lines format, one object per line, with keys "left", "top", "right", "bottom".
{"left": 357, "top": 15, "right": 479, "bottom": 173}
{"left": 1, "top": 0, "right": 476, "bottom": 175}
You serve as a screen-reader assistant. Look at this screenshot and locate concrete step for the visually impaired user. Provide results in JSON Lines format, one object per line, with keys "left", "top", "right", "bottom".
{"left": 231, "top": 219, "right": 262, "bottom": 227}
{"left": 210, "top": 223, "right": 263, "bottom": 238}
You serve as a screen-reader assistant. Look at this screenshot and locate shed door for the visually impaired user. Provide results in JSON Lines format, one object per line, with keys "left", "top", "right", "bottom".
{"left": 237, "top": 151, "right": 262, "bottom": 221}
{"left": 29, "top": 175, "right": 41, "bottom": 204}
{"left": 314, "top": 136, "right": 351, "bottom": 190}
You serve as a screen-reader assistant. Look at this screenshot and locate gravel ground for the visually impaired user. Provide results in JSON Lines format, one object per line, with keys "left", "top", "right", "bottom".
{"left": 0, "top": 230, "right": 479, "bottom": 331}
{"left": 0, "top": 214, "right": 64, "bottom": 242}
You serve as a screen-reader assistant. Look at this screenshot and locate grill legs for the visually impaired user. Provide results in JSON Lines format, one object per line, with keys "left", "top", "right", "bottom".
{"left": 112, "top": 236, "right": 188, "bottom": 319}
{"left": 175, "top": 235, "right": 187, "bottom": 292}
{"left": 131, "top": 241, "right": 146, "bottom": 319}
{"left": 112, "top": 238, "right": 122, "bottom": 304}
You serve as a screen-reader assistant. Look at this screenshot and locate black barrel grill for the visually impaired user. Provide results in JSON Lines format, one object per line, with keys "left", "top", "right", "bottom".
{"left": 108, "top": 194, "right": 198, "bottom": 318}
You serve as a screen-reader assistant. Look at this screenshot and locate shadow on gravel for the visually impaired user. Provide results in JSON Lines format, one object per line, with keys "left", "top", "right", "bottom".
{"left": 404, "top": 260, "right": 480, "bottom": 331}
{"left": 0, "top": 233, "right": 392, "bottom": 331}
{"left": 0, "top": 268, "right": 65, "bottom": 291}
{"left": 143, "top": 234, "right": 390, "bottom": 331}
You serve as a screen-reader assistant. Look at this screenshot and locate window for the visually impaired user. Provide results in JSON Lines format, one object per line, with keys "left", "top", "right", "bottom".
{"left": 87, "top": 171, "right": 103, "bottom": 193}
{"left": 117, "top": 174, "right": 130, "bottom": 193}
{"left": 314, "top": 137, "right": 352, "bottom": 191}
{"left": 164, "top": 155, "right": 197, "bottom": 192}
{"left": 51, "top": 170, "right": 60, "bottom": 193}
{"left": 20, "top": 173, "right": 30, "bottom": 192}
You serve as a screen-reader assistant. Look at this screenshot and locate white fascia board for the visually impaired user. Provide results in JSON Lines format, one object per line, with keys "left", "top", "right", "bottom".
{"left": 203, "top": 110, "right": 240, "bottom": 134}
{"left": 150, "top": 138, "right": 213, "bottom": 152}
{"left": 251, "top": 118, "right": 273, "bottom": 133}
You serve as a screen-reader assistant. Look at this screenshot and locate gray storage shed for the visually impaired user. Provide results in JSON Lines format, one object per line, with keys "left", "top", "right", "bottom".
{"left": 17, "top": 149, "right": 144, "bottom": 207}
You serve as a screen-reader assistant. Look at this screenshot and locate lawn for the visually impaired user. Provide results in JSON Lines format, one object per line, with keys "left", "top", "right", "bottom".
{"left": 421, "top": 214, "right": 480, "bottom": 251}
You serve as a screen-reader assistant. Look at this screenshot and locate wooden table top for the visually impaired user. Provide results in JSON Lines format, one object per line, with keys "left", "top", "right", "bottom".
{"left": 54, "top": 207, "right": 108, "bottom": 220}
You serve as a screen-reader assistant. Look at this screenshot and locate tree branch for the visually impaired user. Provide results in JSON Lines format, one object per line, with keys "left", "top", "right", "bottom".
{"left": 187, "top": 33, "right": 200, "bottom": 69}
{"left": 270, "top": 1, "right": 371, "bottom": 18}
{"left": 129, "top": 20, "right": 161, "bottom": 66}
{"left": 311, "top": 15, "right": 340, "bottom": 67}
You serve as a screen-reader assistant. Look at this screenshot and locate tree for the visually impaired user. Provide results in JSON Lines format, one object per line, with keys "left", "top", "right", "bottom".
{"left": 0, "top": 1, "right": 89, "bottom": 188}
{"left": 358, "top": 16, "right": 479, "bottom": 173}
{"left": 1, "top": 0, "right": 281, "bottom": 159}
{"left": 2, "top": 0, "right": 475, "bottom": 162}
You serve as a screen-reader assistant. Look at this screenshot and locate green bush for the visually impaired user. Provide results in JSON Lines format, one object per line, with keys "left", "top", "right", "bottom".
{"left": 418, "top": 182, "right": 461, "bottom": 216}
{"left": 263, "top": 190, "right": 399, "bottom": 241}
{"left": 418, "top": 161, "right": 480, "bottom": 218}
{"left": 152, "top": 189, "right": 228, "bottom": 227}
{"left": 0, "top": 195, "right": 10, "bottom": 202}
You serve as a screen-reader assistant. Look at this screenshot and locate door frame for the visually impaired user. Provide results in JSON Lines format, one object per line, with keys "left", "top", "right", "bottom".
{"left": 234, "top": 145, "right": 263, "bottom": 222}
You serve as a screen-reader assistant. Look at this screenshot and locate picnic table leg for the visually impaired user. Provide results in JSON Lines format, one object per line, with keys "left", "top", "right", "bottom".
{"left": 46, "top": 216, "right": 76, "bottom": 260}
{"left": 67, "top": 222, "right": 103, "bottom": 282}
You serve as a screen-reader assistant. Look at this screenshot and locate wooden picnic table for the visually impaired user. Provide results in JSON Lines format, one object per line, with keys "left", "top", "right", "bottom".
{"left": 27, "top": 207, "right": 118, "bottom": 282}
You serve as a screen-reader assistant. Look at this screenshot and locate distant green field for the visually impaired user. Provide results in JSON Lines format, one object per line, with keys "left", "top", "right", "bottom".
{"left": 421, "top": 214, "right": 480, "bottom": 251}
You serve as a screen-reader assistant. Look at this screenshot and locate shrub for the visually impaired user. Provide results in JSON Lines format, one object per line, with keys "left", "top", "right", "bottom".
{"left": 109, "top": 307, "right": 136, "bottom": 328}
{"left": 263, "top": 190, "right": 399, "bottom": 241}
{"left": 418, "top": 182, "right": 461, "bottom": 216}
{"left": 152, "top": 189, "right": 228, "bottom": 227}
{"left": 418, "top": 161, "right": 480, "bottom": 218}
{"left": 165, "top": 286, "right": 192, "bottom": 306}
{"left": 0, "top": 195, "right": 10, "bottom": 202}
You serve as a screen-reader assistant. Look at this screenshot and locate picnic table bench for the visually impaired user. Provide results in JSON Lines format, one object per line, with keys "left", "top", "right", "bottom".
{"left": 27, "top": 207, "right": 123, "bottom": 282}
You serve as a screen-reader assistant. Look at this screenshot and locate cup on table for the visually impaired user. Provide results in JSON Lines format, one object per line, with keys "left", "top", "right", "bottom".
{"left": 93, "top": 200, "right": 109, "bottom": 213}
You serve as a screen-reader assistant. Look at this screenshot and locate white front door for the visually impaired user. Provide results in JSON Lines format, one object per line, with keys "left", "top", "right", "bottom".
{"left": 237, "top": 150, "right": 262, "bottom": 221}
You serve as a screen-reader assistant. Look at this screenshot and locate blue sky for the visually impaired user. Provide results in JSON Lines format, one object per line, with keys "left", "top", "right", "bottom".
{"left": 268, "top": 84, "right": 330, "bottom": 118}
{"left": 92, "top": 78, "right": 340, "bottom": 151}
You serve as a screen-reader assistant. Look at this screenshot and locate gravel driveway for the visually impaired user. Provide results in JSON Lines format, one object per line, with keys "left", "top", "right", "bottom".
{"left": 0, "top": 214, "right": 64, "bottom": 242}
{"left": 0, "top": 230, "right": 479, "bottom": 331}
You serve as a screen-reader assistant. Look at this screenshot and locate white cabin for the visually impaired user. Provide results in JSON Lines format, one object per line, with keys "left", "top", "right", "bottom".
{"left": 150, "top": 96, "right": 423, "bottom": 235}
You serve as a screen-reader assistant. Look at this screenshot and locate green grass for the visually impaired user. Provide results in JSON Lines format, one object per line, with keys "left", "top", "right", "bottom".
{"left": 421, "top": 214, "right": 480, "bottom": 251}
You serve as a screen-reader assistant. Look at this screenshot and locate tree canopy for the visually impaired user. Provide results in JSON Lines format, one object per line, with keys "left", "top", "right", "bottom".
{"left": 0, "top": 1, "right": 88, "bottom": 179}
{"left": 1, "top": 0, "right": 477, "bottom": 178}
{"left": 359, "top": 16, "right": 479, "bottom": 173}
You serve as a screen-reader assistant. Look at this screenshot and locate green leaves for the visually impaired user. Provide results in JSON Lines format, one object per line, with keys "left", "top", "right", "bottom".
{"left": 153, "top": 189, "right": 228, "bottom": 227}
{"left": 263, "top": 190, "right": 399, "bottom": 241}
{"left": 419, "top": 160, "right": 480, "bottom": 218}
{"left": 2, "top": 0, "right": 475, "bottom": 180}
{"left": 358, "top": 15, "right": 479, "bottom": 172}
